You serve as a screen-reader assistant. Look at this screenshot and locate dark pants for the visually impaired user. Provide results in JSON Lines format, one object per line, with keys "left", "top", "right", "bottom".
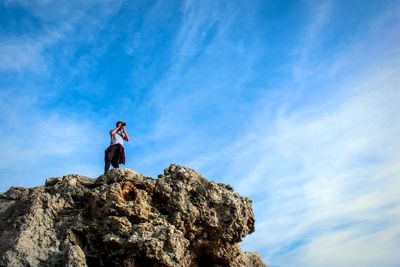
{"left": 104, "top": 144, "right": 121, "bottom": 174}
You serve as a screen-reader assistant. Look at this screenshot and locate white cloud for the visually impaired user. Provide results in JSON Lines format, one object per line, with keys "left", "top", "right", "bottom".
{"left": 291, "top": 0, "right": 333, "bottom": 83}
{"left": 182, "top": 4, "right": 400, "bottom": 266}
{"left": 0, "top": 41, "right": 44, "bottom": 72}
{"left": 0, "top": 0, "right": 124, "bottom": 73}
{"left": 0, "top": 0, "right": 127, "bottom": 189}
{"left": 0, "top": 110, "right": 101, "bottom": 169}
{"left": 236, "top": 51, "right": 398, "bottom": 267}
{"left": 291, "top": 223, "right": 400, "bottom": 267}
{"left": 223, "top": 66, "right": 400, "bottom": 266}
{"left": 139, "top": 0, "right": 262, "bottom": 148}
{"left": 0, "top": 27, "right": 65, "bottom": 72}
{"left": 0, "top": 89, "right": 105, "bottom": 190}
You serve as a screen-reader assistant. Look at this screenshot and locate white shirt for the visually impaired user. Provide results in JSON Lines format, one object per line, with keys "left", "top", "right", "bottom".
{"left": 110, "top": 130, "right": 124, "bottom": 146}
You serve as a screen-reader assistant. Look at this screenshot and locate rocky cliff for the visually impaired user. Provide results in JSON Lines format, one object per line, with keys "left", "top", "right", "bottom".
{"left": 0, "top": 164, "right": 266, "bottom": 267}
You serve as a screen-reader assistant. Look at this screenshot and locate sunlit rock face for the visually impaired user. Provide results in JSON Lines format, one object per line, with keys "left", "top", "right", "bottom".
{"left": 0, "top": 164, "right": 266, "bottom": 267}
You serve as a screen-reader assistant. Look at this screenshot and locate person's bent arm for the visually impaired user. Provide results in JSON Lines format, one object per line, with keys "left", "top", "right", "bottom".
{"left": 110, "top": 125, "right": 122, "bottom": 136}
{"left": 122, "top": 126, "right": 130, "bottom": 141}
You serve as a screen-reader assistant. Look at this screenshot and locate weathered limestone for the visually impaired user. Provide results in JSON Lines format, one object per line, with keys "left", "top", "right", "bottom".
{"left": 0, "top": 164, "right": 266, "bottom": 267}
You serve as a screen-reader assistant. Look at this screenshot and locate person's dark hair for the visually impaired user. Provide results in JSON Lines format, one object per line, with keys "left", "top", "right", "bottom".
{"left": 116, "top": 121, "right": 126, "bottom": 127}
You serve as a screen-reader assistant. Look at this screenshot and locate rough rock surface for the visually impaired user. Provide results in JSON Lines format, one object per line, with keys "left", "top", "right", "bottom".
{"left": 0, "top": 164, "right": 266, "bottom": 267}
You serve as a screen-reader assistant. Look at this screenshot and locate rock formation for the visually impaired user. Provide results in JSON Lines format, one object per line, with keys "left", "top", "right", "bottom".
{"left": 0, "top": 164, "right": 266, "bottom": 267}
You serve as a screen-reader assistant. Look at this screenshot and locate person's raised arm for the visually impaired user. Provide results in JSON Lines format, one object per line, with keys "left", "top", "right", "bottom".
{"left": 121, "top": 126, "right": 130, "bottom": 141}
{"left": 110, "top": 124, "right": 122, "bottom": 136}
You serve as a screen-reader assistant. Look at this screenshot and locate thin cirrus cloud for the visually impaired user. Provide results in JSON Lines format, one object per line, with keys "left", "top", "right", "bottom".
{"left": 237, "top": 66, "right": 400, "bottom": 266}
{"left": 182, "top": 3, "right": 400, "bottom": 266}
{"left": 227, "top": 26, "right": 398, "bottom": 267}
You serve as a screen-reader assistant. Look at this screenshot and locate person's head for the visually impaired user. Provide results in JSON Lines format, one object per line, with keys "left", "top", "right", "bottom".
{"left": 116, "top": 121, "right": 126, "bottom": 128}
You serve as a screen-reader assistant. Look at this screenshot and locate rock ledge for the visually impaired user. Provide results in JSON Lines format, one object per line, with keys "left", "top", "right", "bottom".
{"left": 0, "top": 164, "right": 266, "bottom": 267}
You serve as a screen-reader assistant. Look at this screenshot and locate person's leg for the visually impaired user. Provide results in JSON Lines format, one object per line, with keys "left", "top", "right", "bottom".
{"left": 104, "top": 146, "right": 116, "bottom": 174}
{"left": 111, "top": 146, "right": 121, "bottom": 169}
{"left": 104, "top": 152, "right": 112, "bottom": 174}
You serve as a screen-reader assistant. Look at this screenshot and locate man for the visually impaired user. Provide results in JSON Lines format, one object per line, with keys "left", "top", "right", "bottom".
{"left": 104, "top": 121, "right": 130, "bottom": 174}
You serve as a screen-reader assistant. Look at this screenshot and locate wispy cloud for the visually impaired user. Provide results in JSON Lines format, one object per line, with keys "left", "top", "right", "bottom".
{"left": 125, "top": 7, "right": 400, "bottom": 265}
{"left": 0, "top": 0, "right": 124, "bottom": 74}
{"left": 189, "top": 6, "right": 400, "bottom": 266}
{"left": 205, "top": 60, "right": 400, "bottom": 266}
{"left": 0, "top": 90, "right": 104, "bottom": 188}
{"left": 138, "top": 0, "right": 262, "bottom": 142}
{"left": 0, "top": 0, "right": 125, "bottom": 189}
{"left": 0, "top": 25, "right": 65, "bottom": 73}
{"left": 291, "top": 0, "right": 333, "bottom": 83}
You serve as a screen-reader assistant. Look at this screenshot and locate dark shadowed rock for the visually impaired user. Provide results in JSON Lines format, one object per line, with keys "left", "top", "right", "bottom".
{"left": 0, "top": 164, "right": 266, "bottom": 267}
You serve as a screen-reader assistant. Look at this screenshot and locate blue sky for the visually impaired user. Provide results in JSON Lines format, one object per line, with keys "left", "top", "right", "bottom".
{"left": 1, "top": 0, "right": 399, "bottom": 266}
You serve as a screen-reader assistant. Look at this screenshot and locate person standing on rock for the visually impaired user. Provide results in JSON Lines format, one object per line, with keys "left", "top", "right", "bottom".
{"left": 104, "top": 121, "right": 130, "bottom": 174}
